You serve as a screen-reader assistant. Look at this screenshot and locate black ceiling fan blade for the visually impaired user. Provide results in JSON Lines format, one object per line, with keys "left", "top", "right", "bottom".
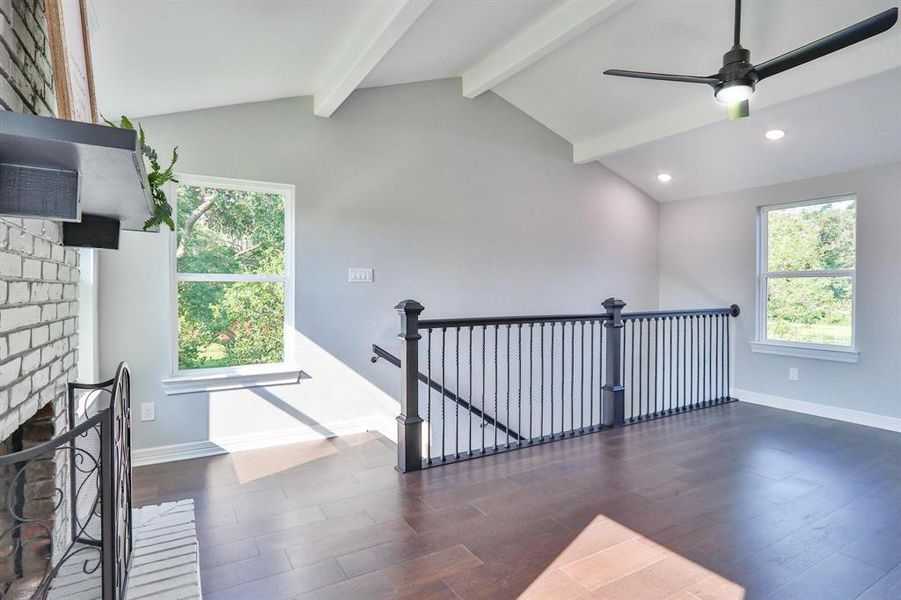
{"left": 603, "top": 69, "right": 721, "bottom": 86}
{"left": 726, "top": 100, "right": 750, "bottom": 120}
{"left": 754, "top": 7, "right": 898, "bottom": 81}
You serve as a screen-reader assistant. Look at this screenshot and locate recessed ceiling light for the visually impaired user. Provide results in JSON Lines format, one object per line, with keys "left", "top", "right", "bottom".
{"left": 657, "top": 173, "right": 673, "bottom": 183}
{"left": 765, "top": 129, "right": 786, "bottom": 141}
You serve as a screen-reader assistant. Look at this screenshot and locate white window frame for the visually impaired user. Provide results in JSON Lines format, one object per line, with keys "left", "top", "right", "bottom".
{"left": 752, "top": 194, "right": 858, "bottom": 363}
{"left": 162, "top": 173, "right": 298, "bottom": 394}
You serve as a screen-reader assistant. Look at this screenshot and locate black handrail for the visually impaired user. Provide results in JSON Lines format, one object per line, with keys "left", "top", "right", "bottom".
{"left": 419, "top": 312, "right": 612, "bottom": 329}
{"left": 372, "top": 344, "right": 525, "bottom": 441}
{"left": 623, "top": 305, "right": 740, "bottom": 320}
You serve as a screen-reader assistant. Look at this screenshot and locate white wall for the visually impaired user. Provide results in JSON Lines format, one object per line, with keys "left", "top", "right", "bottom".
{"left": 98, "top": 79, "right": 660, "bottom": 454}
{"left": 659, "top": 162, "right": 901, "bottom": 421}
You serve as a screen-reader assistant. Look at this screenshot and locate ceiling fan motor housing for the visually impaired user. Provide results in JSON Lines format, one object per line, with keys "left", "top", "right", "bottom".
{"left": 719, "top": 46, "right": 758, "bottom": 87}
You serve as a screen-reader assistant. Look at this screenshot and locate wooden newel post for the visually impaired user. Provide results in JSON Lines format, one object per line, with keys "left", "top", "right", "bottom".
{"left": 395, "top": 299, "right": 424, "bottom": 473}
{"left": 601, "top": 297, "right": 626, "bottom": 426}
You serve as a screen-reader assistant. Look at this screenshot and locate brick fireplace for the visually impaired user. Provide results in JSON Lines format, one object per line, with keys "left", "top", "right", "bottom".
{"left": 1, "top": 0, "right": 83, "bottom": 595}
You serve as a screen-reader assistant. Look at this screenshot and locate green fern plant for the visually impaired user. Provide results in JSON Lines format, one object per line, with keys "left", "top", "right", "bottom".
{"left": 104, "top": 116, "right": 179, "bottom": 231}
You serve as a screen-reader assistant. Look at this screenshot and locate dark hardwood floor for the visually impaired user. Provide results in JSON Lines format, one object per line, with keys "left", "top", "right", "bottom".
{"left": 132, "top": 402, "right": 901, "bottom": 599}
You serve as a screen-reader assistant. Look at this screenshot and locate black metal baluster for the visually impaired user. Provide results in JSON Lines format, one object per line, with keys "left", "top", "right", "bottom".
{"left": 561, "top": 322, "right": 566, "bottom": 436}
{"left": 668, "top": 317, "right": 674, "bottom": 413}
{"left": 517, "top": 324, "right": 522, "bottom": 446}
{"left": 726, "top": 314, "right": 731, "bottom": 400}
{"left": 506, "top": 324, "right": 511, "bottom": 448}
{"left": 701, "top": 315, "right": 710, "bottom": 406}
{"left": 550, "top": 322, "right": 555, "bottom": 437}
{"left": 653, "top": 318, "right": 659, "bottom": 416}
{"left": 714, "top": 315, "right": 720, "bottom": 402}
{"left": 570, "top": 321, "right": 575, "bottom": 434}
{"left": 580, "top": 321, "right": 585, "bottom": 432}
{"left": 646, "top": 319, "right": 651, "bottom": 418}
{"left": 589, "top": 320, "right": 595, "bottom": 428}
{"left": 494, "top": 325, "right": 499, "bottom": 449}
{"left": 688, "top": 316, "right": 694, "bottom": 409}
{"left": 455, "top": 327, "right": 460, "bottom": 458}
{"left": 441, "top": 327, "right": 446, "bottom": 461}
{"left": 481, "top": 326, "right": 486, "bottom": 453}
{"left": 630, "top": 319, "right": 636, "bottom": 421}
{"left": 682, "top": 316, "right": 687, "bottom": 411}
{"left": 468, "top": 326, "right": 473, "bottom": 454}
{"left": 529, "top": 323, "right": 534, "bottom": 442}
{"left": 637, "top": 319, "right": 644, "bottom": 419}
{"left": 540, "top": 323, "right": 545, "bottom": 439}
{"left": 427, "top": 329, "right": 432, "bottom": 464}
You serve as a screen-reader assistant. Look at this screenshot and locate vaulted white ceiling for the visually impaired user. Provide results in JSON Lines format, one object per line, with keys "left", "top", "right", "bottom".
{"left": 90, "top": 0, "right": 901, "bottom": 201}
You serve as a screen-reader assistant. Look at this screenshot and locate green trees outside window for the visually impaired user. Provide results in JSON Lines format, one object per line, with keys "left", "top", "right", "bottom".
{"left": 175, "top": 183, "right": 287, "bottom": 370}
{"left": 763, "top": 198, "right": 855, "bottom": 347}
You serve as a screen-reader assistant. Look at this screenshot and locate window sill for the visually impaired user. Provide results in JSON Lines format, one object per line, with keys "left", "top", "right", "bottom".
{"left": 162, "top": 365, "right": 302, "bottom": 396}
{"left": 749, "top": 341, "right": 858, "bottom": 363}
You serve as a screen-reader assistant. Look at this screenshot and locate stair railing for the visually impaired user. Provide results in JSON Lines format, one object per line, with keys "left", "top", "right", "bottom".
{"left": 378, "top": 299, "right": 739, "bottom": 472}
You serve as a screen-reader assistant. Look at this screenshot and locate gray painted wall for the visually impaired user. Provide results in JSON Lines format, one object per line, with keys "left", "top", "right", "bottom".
{"left": 98, "top": 79, "right": 660, "bottom": 451}
{"left": 659, "top": 162, "right": 901, "bottom": 419}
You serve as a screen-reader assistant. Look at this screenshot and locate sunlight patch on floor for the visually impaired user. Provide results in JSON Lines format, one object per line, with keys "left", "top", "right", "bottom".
{"left": 520, "top": 515, "right": 745, "bottom": 599}
{"left": 227, "top": 438, "right": 339, "bottom": 483}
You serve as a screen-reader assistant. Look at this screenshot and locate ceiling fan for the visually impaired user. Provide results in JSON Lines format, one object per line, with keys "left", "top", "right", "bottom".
{"left": 603, "top": 0, "right": 899, "bottom": 119}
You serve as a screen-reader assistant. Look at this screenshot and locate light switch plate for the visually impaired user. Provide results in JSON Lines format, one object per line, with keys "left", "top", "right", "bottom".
{"left": 141, "top": 402, "right": 156, "bottom": 422}
{"left": 348, "top": 268, "right": 373, "bottom": 283}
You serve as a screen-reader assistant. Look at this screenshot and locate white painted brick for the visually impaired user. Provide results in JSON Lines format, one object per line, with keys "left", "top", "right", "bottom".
{"left": 31, "top": 324, "right": 48, "bottom": 345}
{"left": 31, "top": 365, "right": 48, "bottom": 389}
{"left": 22, "top": 257, "right": 40, "bottom": 278}
{"left": 8, "top": 280, "right": 28, "bottom": 303}
{"left": 47, "top": 282, "right": 62, "bottom": 299}
{"left": 49, "top": 356, "right": 61, "bottom": 379}
{"left": 41, "top": 259, "right": 55, "bottom": 279}
{"left": 63, "top": 283, "right": 75, "bottom": 299}
{"left": 33, "top": 236, "right": 49, "bottom": 258}
{"left": 0, "top": 390, "right": 8, "bottom": 414}
{"left": 8, "top": 330, "right": 29, "bottom": 354}
{"left": 0, "top": 304, "right": 40, "bottom": 330}
{"left": 63, "top": 318, "right": 75, "bottom": 335}
{"left": 10, "top": 377, "right": 31, "bottom": 407}
{"left": 0, "top": 336, "right": 6, "bottom": 360}
{"left": 0, "top": 411, "right": 19, "bottom": 444}
{"left": 8, "top": 228, "right": 32, "bottom": 254}
{"left": 0, "top": 357, "right": 20, "bottom": 386}
{"left": 64, "top": 248, "right": 77, "bottom": 265}
{"left": 48, "top": 320, "right": 62, "bottom": 339}
{"left": 40, "top": 303, "right": 55, "bottom": 320}
{"left": 0, "top": 280, "right": 6, "bottom": 302}
{"left": 21, "top": 348, "right": 39, "bottom": 372}
{"left": 0, "top": 251, "right": 22, "bottom": 277}
{"left": 56, "top": 302, "right": 69, "bottom": 318}
{"left": 62, "top": 352, "right": 74, "bottom": 370}
{"left": 50, "top": 244, "right": 64, "bottom": 262}
{"left": 30, "top": 281, "right": 48, "bottom": 301}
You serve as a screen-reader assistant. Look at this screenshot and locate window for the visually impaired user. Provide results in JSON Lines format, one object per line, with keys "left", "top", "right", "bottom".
{"left": 169, "top": 175, "right": 294, "bottom": 375}
{"left": 757, "top": 196, "right": 856, "bottom": 356}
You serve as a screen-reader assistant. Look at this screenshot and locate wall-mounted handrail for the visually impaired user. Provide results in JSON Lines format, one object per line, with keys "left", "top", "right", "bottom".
{"left": 372, "top": 344, "right": 524, "bottom": 441}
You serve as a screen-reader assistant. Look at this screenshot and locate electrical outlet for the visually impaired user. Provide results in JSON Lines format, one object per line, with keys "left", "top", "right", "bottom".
{"left": 788, "top": 367, "right": 799, "bottom": 381}
{"left": 348, "top": 268, "right": 373, "bottom": 283}
{"left": 141, "top": 402, "right": 156, "bottom": 422}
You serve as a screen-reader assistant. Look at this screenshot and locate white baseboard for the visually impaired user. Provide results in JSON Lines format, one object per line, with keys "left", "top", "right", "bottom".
{"left": 734, "top": 388, "right": 901, "bottom": 433}
{"left": 132, "top": 416, "right": 395, "bottom": 467}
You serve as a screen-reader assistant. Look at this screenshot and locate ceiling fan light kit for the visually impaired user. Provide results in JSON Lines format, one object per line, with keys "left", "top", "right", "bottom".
{"left": 603, "top": 0, "right": 898, "bottom": 120}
